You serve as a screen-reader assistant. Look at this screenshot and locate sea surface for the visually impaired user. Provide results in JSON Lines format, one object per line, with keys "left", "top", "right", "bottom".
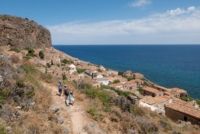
{"left": 54, "top": 45, "right": 200, "bottom": 99}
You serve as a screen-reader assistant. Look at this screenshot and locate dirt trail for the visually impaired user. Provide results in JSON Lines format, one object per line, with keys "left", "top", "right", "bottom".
{"left": 43, "top": 83, "right": 88, "bottom": 134}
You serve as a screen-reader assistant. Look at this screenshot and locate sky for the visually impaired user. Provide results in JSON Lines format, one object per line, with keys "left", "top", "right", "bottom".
{"left": 1, "top": 0, "right": 200, "bottom": 45}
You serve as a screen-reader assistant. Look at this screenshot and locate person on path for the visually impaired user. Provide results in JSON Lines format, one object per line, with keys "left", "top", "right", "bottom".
{"left": 69, "top": 91, "right": 75, "bottom": 106}
{"left": 63, "top": 85, "right": 69, "bottom": 106}
{"left": 58, "top": 81, "right": 62, "bottom": 96}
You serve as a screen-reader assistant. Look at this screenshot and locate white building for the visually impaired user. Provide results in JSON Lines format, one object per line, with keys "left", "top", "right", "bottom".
{"left": 95, "top": 77, "right": 110, "bottom": 85}
{"left": 69, "top": 64, "right": 77, "bottom": 74}
{"left": 99, "top": 65, "right": 105, "bottom": 71}
{"left": 89, "top": 67, "right": 97, "bottom": 76}
{"left": 97, "top": 74, "right": 103, "bottom": 78}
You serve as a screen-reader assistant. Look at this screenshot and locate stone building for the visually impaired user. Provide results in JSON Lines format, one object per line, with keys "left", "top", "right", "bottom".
{"left": 133, "top": 73, "right": 144, "bottom": 79}
{"left": 142, "top": 86, "right": 163, "bottom": 97}
{"left": 165, "top": 102, "right": 200, "bottom": 125}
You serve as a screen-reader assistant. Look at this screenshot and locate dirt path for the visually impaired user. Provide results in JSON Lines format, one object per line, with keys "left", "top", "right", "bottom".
{"left": 43, "top": 83, "right": 88, "bottom": 134}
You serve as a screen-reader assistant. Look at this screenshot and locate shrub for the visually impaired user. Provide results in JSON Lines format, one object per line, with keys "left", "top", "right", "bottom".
{"left": 62, "top": 73, "right": 67, "bottom": 80}
{"left": 87, "top": 106, "right": 97, "bottom": 116}
{"left": 51, "top": 60, "right": 54, "bottom": 65}
{"left": 25, "top": 18, "right": 29, "bottom": 20}
{"left": 27, "top": 88, "right": 35, "bottom": 98}
{"left": 46, "top": 63, "right": 51, "bottom": 68}
{"left": 113, "top": 79, "right": 120, "bottom": 83}
{"left": 25, "top": 47, "right": 35, "bottom": 54}
{"left": 0, "top": 126, "right": 6, "bottom": 134}
{"left": 196, "top": 100, "right": 200, "bottom": 106}
{"left": 97, "top": 69, "right": 102, "bottom": 72}
{"left": 16, "top": 79, "right": 25, "bottom": 88}
{"left": 83, "top": 87, "right": 111, "bottom": 111}
{"left": 11, "top": 55, "right": 20, "bottom": 63}
{"left": 137, "top": 87, "right": 142, "bottom": 94}
{"left": 61, "top": 59, "right": 73, "bottom": 64}
{"left": 26, "top": 53, "right": 36, "bottom": 57}
{"left": 56, "top": 64, "right": 60, "bottom": 67}
{"left": 39, "top": 51, "right": 44, "bottom": 59}
{"left": 130, "top": 105, "right": 145, "bottom": 116}
{"left": 101, "top": 85, "right": 137, "bottom": 97}
{"left": 159, "top": 120, "right": 172, "bottom": 131}
{"left": 127, "top": 77, "right": 134, "bottom": 81}
{"left": 23, "top": 56, "right": 31, "bottom": 60}
{"left": 9, "top": 48, "right": 20, "bottom": 53}
{"left": 77, "top": 68, "right": 86, "bottom": 74}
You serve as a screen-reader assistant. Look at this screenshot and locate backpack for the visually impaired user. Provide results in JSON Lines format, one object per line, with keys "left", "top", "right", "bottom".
{"left": 64, "top": 88, "right": 69, "bottom": 96}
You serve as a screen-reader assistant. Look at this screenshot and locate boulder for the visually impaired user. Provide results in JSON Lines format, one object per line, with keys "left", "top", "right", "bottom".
{"left": 59, "top": 117, "right": 64, "bottom": 124}
{"left": 64, "top": 127, "right": 69, "bottom": 134}
{"left": 13, "top": 110, "right": 20, "bottom": 117}
{"left": 49, "top": 106, "right": 60, "bottom": 113}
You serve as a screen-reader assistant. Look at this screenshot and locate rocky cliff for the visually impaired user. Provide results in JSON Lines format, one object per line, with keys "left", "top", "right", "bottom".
{"left": 0, "top": 15, "right": 52, "bottom": 49}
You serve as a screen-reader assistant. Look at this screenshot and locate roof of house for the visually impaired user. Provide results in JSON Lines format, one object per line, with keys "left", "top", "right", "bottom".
{"left": 170, "top": 88, "right": 187, "bottom": 93}
{"left": 90, "top": 66, "right": 96, "bottom": 71}
{"left": 110, "top": 83, "right": 123, "bottom": 87}
{"left": 133, "top": 73, "right": 143, "bottom": 76}
{"left": 95, "top": 77, "right": 109, "bottom": 81}
{"left": 125, "top": 70, "right": 132, "bottom": 73}
{"left": 173, "top": 98, "right": 187, "bottom": 104}
{"left": 165, "top": 102, "right": 200, "bottom": 119}
{"left": 142, "top": 87, "right": 160, "bottom": 93}
{"left": 154, "top": 85, "right": 171, "bottom": 91}
{"left": 140, "top": 96, "right": 168, "bottom": 105}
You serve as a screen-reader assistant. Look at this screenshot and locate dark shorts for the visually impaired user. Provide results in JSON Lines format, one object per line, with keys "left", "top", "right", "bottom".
{"left": 59, "top": 89, "right": 62, "bottom": 94}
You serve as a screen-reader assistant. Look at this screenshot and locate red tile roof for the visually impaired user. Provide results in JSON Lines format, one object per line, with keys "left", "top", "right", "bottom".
{"left": 143, "top": 87, "right": 160, "bottom": 93}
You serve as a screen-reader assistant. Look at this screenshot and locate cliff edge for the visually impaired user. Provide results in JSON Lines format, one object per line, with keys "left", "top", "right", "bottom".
{"left": 0, "top": 15, "right": 52, "bottom": 49}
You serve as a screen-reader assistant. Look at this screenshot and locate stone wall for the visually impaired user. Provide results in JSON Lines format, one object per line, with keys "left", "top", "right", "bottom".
{"left": 165, "top": 106, "right": 200, "bottom": 125}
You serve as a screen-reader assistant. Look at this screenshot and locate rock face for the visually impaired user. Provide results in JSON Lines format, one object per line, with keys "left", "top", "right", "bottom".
{"left": 0, "top": 15, "right": 52, "bottom": 49}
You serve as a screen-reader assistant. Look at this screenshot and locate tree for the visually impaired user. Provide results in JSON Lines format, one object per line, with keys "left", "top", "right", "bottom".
{"left": 51, "top": 60, "right": 54, "bottom": 65}
{"left": 39, "top": 51, "right": 44, "bottom": 59}
{"left": 113, "top": 79, "right": 120, "bottom": 83}
{"left": 62, "top": 73, "right": 67, "bottom": 80}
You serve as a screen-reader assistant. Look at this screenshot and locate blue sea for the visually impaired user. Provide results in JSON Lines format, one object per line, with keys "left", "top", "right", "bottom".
{"left": 54, "top": 45, "right": 200, "bottom": 100}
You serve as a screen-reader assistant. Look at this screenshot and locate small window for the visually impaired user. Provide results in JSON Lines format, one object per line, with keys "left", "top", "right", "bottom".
{"left": 184, "top": 116, "right": 187, "bottom": 121}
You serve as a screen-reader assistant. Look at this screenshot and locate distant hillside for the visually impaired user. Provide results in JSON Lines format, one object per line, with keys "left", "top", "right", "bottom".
{"left": 0, "top": 15, "right": 52, "bottom": 49}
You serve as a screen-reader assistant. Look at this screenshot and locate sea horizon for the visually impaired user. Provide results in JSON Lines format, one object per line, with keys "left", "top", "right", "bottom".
{"left": 54, "top": 45, "right": 200, "bottom": 100}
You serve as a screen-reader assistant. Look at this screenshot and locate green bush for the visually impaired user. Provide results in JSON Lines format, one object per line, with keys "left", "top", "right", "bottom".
{"left": 0, "top": 126, "right": 6, "bottom": 134}
{"left": 87, "top": 107, "right": 97, "bottom": 116}
{"left": 113, "top": 79, "right": 120, "bottom": 83}
{"left": 16, "top": 79, "right": 24, "bottom": 88}
{"left": 61, "top": 59, "right": 73, "bottom": 64}
{"left": 77, "top": 68, "right": 86, "bottom": 74}
{"left": 196, "top": 100, "right": 200, "bottom": 106}
{"left": 9, "top": 48, "right": 20, "bottom": 53}
{"left": 27, "top": 88, "right": 35, "bottom": 98}
{"left": 26, "top": 53, "right": 36, "bottom": 57}
{"left": 127, "top": 77, "right": 134, "bottom": 81}
{"left": 62, "top": 73, "right": 67, "bottom": 80}
{"left": 97, "top": 69, "right": 102, "bottom": 72}
{"left": 57, "top": 64, "right": 60, "bottom": 67}
{"left": 23, "top": 56, "right": 31, "bottom": 60}
{"left": 83, "top": 87, "right": 111, "bottom": 111}
{"left": 39, "top": 51, "right": 44, "bottom": 59}
{"left": 101, "top": 85, "right": 137, "bottom": 97}
{"left": 46, "top": 63, "right": 51, "bottom": 68}
{"left": 137, "top": 87, "right": 142, "bottom": 94}
{"left": 25, "top": 47, "right": 35, "bottom": 54}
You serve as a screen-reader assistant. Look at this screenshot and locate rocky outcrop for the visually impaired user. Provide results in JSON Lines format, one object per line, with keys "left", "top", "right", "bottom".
{"left": 0, "top": 15, "right": 52, "bottom": 49}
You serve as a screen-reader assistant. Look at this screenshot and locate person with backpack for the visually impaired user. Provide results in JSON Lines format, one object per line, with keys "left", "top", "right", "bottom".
{"left": 63, "top": 85, "right": 69, "bottom": 106}
{"left": 58, "top": 81, "right": 62, "bottom": 96}
{"left": 69, "top": 91, "right": 75, "bottom": 106}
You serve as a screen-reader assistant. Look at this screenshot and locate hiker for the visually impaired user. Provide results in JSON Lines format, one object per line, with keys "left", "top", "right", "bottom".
{"left": 69, "top": 91, "right": 75, "bottom": 106}
{"left": 58, "top": 81, "right": 62, "bottom": 96}
{"left": 63, "top": 85, "right": 69, "bottom": 106}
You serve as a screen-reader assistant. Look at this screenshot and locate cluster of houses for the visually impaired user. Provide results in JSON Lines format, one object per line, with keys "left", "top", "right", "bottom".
{"left": 1, "top": 45, "right": 200, "bottom": 126}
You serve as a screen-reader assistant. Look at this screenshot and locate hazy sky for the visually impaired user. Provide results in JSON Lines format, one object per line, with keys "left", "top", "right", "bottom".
{"left": 1, "top": 0, "right": 200, "bottom": 45}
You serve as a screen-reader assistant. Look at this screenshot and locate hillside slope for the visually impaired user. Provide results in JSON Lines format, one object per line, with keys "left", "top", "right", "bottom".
{"left": 0, "top": 15, "right": 52, "bottom": 49}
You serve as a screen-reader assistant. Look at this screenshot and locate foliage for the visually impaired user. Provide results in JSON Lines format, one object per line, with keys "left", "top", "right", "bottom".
{"left": 159, "top": 120, "right": 172, "bottom": 131}
{"left": 97, "top": 69, "right": 102, "bottom": 72}
{"left": 127, "top": 77, "right": 134, "bottom": 81}
{"left": 25, "top": 18, "right": 29, "bottom": 20}
{"left": 84, "top": 76, "right": 88, "bottom": 78}
{"left": 9, "top": 48, "right": 20, "bottom": 53}
{"left": 39, "top": 51, "right": 44, "bottom": 59}
{"left": 77, "top": 68, "right": 86, "bottom": 74}
{"left": 27, "top": 88, "right": 35, "bottom": 98}
{"left": 87, "top": 107, "right": 97, "bottom": 116}
{"left": 196, "top": 100, "right": 200, "bottom": 106}
{"left": 26, "top": 53, "right": 36, "bottom": 57}
{"left": 180, "top": 94, "right": 193, "bottom": 102}
{"left": 23, "top": 56, "right": 31, "bottom": 60}
{"left": 46, "top": 63, "right": 51, "bottom": 68}
{"left": 101, "top": 85, "right": 137, "bottom": 97}
{"left": 25, "top": 47, "right": 35, "bottom": 54}
{"left": 73, "top": 80, "right": 77, "bottom": 84}
{"left": 16, "top": 79, "right": 25, "bottom": 88}
{"left": 149, "top": 113, "right": 155, "bottom": 118}
{"left": 51, "top": 60, "right": 54, "bottom": 65}
{"left": 0, "top": 126, "right": 6, "bottom": 134}
{"left": 62, "top": 73, "right": 67, "bottom": 80}
{"left": 83, "top": 87, "right": 111, "bottom": 111}
{"left": 130, "top": 105, "right": 145, "bottom": 116}
{"left": 61, "top": 59, "right": 73, "bottom": 64}
{"left": 0, "top": 88, "right": 6, "bottom": 104}
{"left": 56, "top": 64, "right": 60, "bottom": 67}
{"left": 113, "top": 79, "right": 120, "bottom": 83}
{"left": 137, "top": 87, "right": 142, "bottom": 94}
